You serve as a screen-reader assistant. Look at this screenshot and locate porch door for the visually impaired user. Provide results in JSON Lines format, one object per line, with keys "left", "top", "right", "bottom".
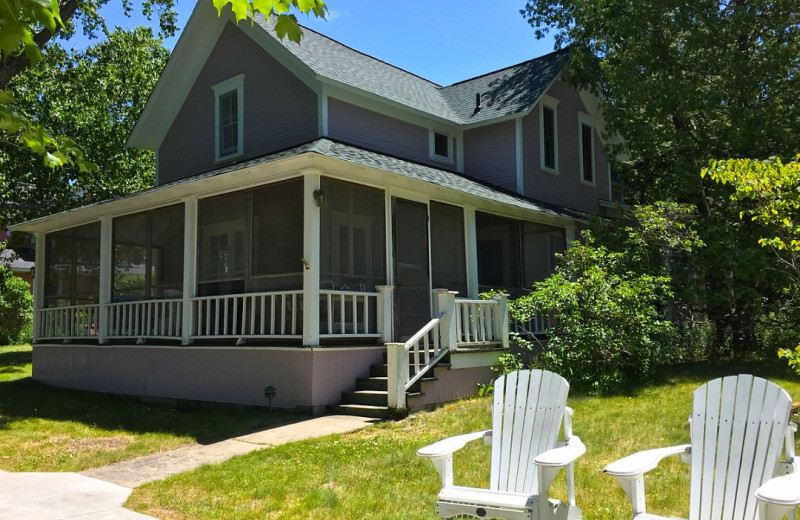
{"left": 392, "top": 197, "right": 431, "bottom": 342}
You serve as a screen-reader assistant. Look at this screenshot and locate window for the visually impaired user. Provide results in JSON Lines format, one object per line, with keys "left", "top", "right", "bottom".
{"left": 539, "top": 96, "right": 559, "bottom": 174}
{"left": 113, "top": 204, "right": 184, "bottom": 301}
{"left": 44, "top": 222, "right": 101, "bottom": 307}
{"left": 430, "top": 130, "right": 453, "bottom": 163}
{"left": 579, "top": 116, "right": 595, "bottom": 184}
{"left": 212, "top": 74, "right": 244, "bottom": 162}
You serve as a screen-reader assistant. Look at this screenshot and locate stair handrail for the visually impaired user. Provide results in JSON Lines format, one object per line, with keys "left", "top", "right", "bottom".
{"left": 405, "top": 312, "right": 447, "bottom": 390}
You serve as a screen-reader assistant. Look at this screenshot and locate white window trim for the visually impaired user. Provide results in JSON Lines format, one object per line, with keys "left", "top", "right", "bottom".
{"left": 212, "top": 74, "right": 245, "bottom": 163}
{"left": 539, "top": 94, "right": 560, "bottom": 175}
{"left": 429, "top": 129, "right": 455, "bottom": 164}
{"left": 578, "top": 112, "right": 596, "bottom": 186}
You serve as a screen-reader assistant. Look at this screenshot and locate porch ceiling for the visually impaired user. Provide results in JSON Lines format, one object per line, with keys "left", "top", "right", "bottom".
{"left": 10, "top": 139, "right": 587, "bottom": 233}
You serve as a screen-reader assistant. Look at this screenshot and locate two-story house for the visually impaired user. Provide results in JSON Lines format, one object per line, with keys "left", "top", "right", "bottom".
{"left": 11, "top": 1, "right": 616, "bottom": 415}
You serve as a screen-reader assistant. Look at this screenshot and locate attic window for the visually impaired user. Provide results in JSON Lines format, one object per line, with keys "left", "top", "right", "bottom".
{"left": 579, "top": 115, "right": 595, "bottom": 185}
{"left": 212, "top": 74, "right": 245, "bottom": 162}
{"left": 430, "top": 130, "right": 453, "bottom": 163}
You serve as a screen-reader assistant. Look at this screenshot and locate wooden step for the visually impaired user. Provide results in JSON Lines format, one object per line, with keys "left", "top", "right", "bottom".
{"left": 329, "top": 403, "right": 392, "bottom": 419}
{"left": 341, "top": 389, "right": 388, "bottom": 407}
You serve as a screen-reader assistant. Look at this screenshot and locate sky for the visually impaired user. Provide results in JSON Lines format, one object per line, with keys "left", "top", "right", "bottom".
{"left": 73, "top": 0, "right": 558, "bottom": 87}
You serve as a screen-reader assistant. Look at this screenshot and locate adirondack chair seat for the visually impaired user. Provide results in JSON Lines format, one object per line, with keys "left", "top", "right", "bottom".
{"left": 418, "top": 370, "right": 585, "bottom": 520}
{"left": 604, "top": 375, "right": 798, "bottom": 520}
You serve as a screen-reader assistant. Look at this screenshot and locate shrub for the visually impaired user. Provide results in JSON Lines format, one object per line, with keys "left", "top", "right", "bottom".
{"left": 0, "top": 273, "right": 33, "bottom": 345}
{"left": 511, "top": 231, "right": 676, "bottom": 393}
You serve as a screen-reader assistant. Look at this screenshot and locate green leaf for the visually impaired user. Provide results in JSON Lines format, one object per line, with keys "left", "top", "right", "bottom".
{"left": 274, "top": 13, "right": 301, "bottom": 42}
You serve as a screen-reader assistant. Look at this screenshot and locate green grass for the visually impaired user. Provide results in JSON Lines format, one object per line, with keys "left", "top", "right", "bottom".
{"left": 0, "top": 344, "right": 292, "bottom": 472}
{"left": 126, "top": 360, "right": 800, "bottom": 520}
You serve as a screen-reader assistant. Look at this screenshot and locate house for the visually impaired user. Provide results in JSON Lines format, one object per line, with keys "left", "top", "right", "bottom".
{"left": 10, "top": 2, "right": 618, "bottom": 415}
{"left": 1, "top": 230, "right": 35, "bottom": 290}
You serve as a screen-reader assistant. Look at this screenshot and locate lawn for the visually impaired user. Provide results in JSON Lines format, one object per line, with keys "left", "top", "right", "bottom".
{"left": 0, "top": 344, "right": 292, "bottom": 472}
{"left": 125, "top": 360, "right": 800, "bottom": 520}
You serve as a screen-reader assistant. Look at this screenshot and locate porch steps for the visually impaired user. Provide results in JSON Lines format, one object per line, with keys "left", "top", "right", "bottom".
{"left": 329, "top": 360, "right": 447, "bottom": 419}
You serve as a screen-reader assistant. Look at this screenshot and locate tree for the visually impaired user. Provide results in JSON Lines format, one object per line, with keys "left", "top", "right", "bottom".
{"left": 1, "top": 28, "right": 169, "bottom": 225}
{"left": 521, "top": 0, "right": 800, "bottom": 353}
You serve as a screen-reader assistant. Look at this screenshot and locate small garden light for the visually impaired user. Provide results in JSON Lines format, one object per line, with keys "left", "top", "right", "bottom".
{"left": 263, "top": 385, "right": 277, "bottom": 415}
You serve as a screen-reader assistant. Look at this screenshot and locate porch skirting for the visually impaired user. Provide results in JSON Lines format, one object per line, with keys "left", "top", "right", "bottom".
{"left": 32, "top": 344, "right": 385, "bottom": 414}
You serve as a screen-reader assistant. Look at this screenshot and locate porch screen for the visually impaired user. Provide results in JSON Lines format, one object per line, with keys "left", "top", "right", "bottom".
{"left": 430, "top": 201, "right": 467, "bottom": 296}
{"left": 44, "top": 222, "right": 101, "bottom": 307}
{"left": 113, "top": 204, "right": 184, "bottom": 301}
{"left": 476, "top": 212, "right": 522, "bottom": 295}
{"left": 522, "top": 222, "right": 565, "bottom": 285}
{"left": 197, "top": 179, "right": 303, "bottom": 296}
{"left": 320, "top": 177, "right": 385, "bottom": 291}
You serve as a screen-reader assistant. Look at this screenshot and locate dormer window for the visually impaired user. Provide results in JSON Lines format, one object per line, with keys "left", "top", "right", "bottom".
{"left": 430, "top": 130, "right": 454, "bottom": 163}
{"left": 212, "top": 74, "right": 245, "bottom": 162}
{"left": 539, "top": 95, "right": 560, "bottom": 174}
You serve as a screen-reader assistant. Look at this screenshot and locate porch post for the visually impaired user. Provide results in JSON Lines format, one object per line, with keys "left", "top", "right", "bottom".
{"left": 432, "top": 289, "right": 457, "bottom": 351}
{"left": 493, "top": 293, "right": 509, "bottom": 349}
{"left": 32, "top": 232, "right": 46, "bottom": 343}
{"left": 386, "top": 342, "right": 408, "bottom": 409}
{"left": 566, "top": 225, "right": 577, "bottom": 248}
{"left": 375, "top": 285, "right": 394, "bottom": 343}
{"left": 181, "top": 196, "right": 198, "bottom": 345}
{"left": 98, "top": 216, "right": 112, "bottom": 344}
{"left": 464, "top": 206, "right": 479, "bottom": 299}
{"left": 302, "top": 171, "right": 321, "bottom": 346}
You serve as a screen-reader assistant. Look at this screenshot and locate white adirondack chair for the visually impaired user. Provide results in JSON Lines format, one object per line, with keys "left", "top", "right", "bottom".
{"left": 604, "top": 374, "right": 800, "bottom": 520}
{"left": 417, "top": 369, "right": 586, "bottom": 520}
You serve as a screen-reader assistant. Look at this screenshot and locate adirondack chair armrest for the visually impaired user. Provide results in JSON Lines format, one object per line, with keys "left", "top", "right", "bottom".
{"left": 604, "top": 444, "right": 691, "bottom": 477}
{"left": 534, "top": 435, "right": 586, "bottom": 467}
{"left": 416, "top": 430, "right": 491, "bottom": 459}
{"left": 755, "top": 472, "right": 800, "bottom": 507}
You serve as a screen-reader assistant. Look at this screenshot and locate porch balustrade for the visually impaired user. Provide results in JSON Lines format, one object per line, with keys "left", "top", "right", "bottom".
{"left": 107, "top": 299, "right": 183, "bottom": 340}
{"left": 191, "top": 291, "right": 304, "bottom": 340}
{"left": 319, "top": 290, "right": 381, "bottom": 338}
{"left": 37, "top": 304, "right": 100, "bottom": 340}
{"left": 455, "top": 298, "right": 503, "bottom": 345}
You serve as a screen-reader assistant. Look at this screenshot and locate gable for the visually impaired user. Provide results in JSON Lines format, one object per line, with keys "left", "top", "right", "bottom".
{"left": 158, "top": 23, "right": 318, "bottom": 185}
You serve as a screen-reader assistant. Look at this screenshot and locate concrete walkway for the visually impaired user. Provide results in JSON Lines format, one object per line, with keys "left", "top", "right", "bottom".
{"left": 0, "top": 415, "right": 377, "bottom": 520}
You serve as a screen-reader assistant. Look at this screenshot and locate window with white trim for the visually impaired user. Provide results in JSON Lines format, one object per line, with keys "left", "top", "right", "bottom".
{"left": 430, "top": 130, "right": 454, "bottom": 163}
{"left": 539, "top": 97, "right": 559, "bottom": 174}
{"left": 579, "top": 114, "right": 595, "bottom": 185}
{"left": 212, "top": 74, "right": 244, "bottom": 162}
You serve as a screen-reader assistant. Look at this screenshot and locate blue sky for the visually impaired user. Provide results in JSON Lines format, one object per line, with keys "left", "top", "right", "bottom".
{"left": 75, "top": 0, "right": 557, "bottom": 86}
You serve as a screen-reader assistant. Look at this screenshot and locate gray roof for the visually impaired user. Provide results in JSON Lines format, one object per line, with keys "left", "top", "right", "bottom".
{"left": 169, "top": 138, "right": 585, "bottom": 220}
{"left": 258, "top": 14, "right": 568, "bottom": 125}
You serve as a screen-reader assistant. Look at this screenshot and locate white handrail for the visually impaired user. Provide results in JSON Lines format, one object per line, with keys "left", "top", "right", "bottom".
{"left": 405, "top": 312, "right": 447, "bottom": 390}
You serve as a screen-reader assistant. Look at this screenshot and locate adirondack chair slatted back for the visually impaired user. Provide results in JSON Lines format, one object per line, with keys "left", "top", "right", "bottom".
{"left": 689, "top": 374, "right": 792, "bottom": 520}
{"left": 489, "top": 369, "right": 570, "bottom": 494}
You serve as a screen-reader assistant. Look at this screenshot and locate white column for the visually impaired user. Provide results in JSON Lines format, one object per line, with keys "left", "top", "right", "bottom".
{"left": 464, "top": 207, "right": 479, "bottom": 299}
{"left": 32, "top": 232, "right": 46, "bottom": 342}
{"left": 181, "top": 196, "right": 198, "bottom": 345}
{"left": 386, "top": 342, "right": 408, "bottom": 410}
{"left": 432, "top": 289, "right": 457, "bottom": 351}
{"left": 493, "top": 293, "right": 509, "bottom": 350}
{"left": 302, "top": 171, "right": 321, "bottom": 346}
{"left": 375, "top": 285, "right": 394, "bottom": 343}
{"left": 98, "top": 216, "right": 113, "bottom": 344}
{"left": 566, "top": 225, "right": 577, "bottom": 248}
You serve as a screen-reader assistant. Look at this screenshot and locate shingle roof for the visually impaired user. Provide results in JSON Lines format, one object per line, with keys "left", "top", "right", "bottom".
{"left": 257, "top": 14, "right": 568, "bottom": 125}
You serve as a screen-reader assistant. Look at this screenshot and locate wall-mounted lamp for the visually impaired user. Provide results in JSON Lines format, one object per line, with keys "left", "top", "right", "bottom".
{"left": 313, "top": 189, "right": 326, "bottom": 207}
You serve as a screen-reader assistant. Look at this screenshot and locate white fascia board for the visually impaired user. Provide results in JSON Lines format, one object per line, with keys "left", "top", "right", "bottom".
{"left": 127, "top": 1, "right": 229, "bottom": 150}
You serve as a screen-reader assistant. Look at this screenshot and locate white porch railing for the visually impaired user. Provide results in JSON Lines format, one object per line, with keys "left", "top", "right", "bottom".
{"left": 191, "top": 291, "right": 304, "bottom": 340}
{"left": 319, "top": 290, "right": 381, "bottom": 338}
{"left": 37, "top": 304, "right": 100, "bottom": 340}
{"left": 511, "top": 315, "right": 549, "bottom": 336}
{"left": 107, "top": 299, "right": 183, "bottom": 340}
{"left": 387, "top": 290, "right": 509, "bottom": 409}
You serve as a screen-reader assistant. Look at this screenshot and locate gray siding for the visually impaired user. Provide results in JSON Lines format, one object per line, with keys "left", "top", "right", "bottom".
{"left": 158, "top": 23, "right": 319, "bottom": 185}
{"left": 522, "top": 80, "right": 609, "bottom": 214}
{"left": 463, "top": 120, "right": 517, "bottom": 192}
{"left": 327, "top": 98, "right": 457, "bottom": 171}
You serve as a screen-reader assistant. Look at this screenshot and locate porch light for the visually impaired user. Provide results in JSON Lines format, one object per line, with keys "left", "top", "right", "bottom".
{"left": 264, "top": 385, "right": 277, "bottom": 415}
{"left": 313, "top": 188, "right": 326, "bottom": 207}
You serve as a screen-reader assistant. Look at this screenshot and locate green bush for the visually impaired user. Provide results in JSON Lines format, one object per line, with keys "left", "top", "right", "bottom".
{"left": 511, "top": 231, "right": 676, "bottom": 393}
{"left": 0, "top": 274, "right": 33, "bottom": 345}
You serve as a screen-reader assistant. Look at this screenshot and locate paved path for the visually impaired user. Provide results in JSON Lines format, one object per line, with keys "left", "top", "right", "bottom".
{"left": 0, "top": 415, "right": 377, "bottom": 520}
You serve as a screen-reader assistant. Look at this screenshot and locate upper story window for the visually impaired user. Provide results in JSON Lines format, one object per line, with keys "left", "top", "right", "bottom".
{"left": 212, "top": 74, "right": 245, "bottom": 162}
{"left": 579, "top": 114, "right": 595, "bottom": 185}
{"left": 539, "top": 95, "right": 559, "bottom": 174}
{"left": 430, "top": 130, "right": 454, "bottom": 163}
